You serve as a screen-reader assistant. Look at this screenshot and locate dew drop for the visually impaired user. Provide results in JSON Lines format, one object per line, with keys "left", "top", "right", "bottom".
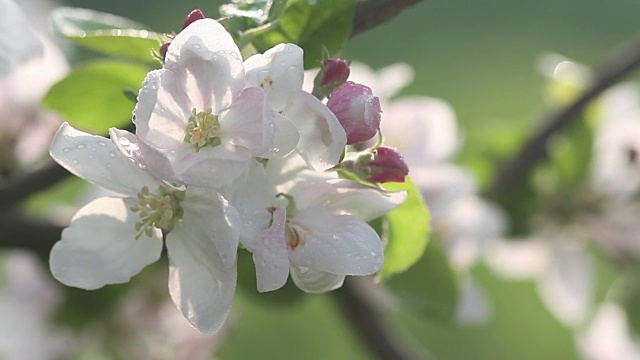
{"left": 62, "top": 148, "right": 71, "bottom": 153}
{"left": 109, "top": 152, "right": 116, "bottom": 158}
{"left": 192, "top": 43, "right": 202, "bottom": 50}
{"left": 288, "top": 65, "right": 297, "bottom": 71}
{"left": 370, "top": 251, "right": 376, "bottom": 257}
{"left": 72, "top": 159, "right": 78, "bottom": 164}
{"left": 77, "top": 144, "right": 86, "bottom": 149}
{"left": 97, "top": 141, "right": 106, "bottom": 146}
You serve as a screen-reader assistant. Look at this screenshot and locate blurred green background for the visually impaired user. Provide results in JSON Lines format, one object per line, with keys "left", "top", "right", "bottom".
{"left": 52, "top": 0, "right": 640, "bottom": 358}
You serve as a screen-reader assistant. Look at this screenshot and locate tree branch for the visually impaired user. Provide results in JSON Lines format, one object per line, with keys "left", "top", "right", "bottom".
{"left": 352, "top": 0, "right": 423, "bottom": 37}
{"left": 490, "top": 36, "right": 640, "bottom": 196}
{"left": 333, "top": 278, "right": 429, "bottom": 360}
{"left": 0, "top": 209, "right": 62, "bottom": 260}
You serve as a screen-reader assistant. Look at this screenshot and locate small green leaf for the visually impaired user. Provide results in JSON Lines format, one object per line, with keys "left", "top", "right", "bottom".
{"left": 380, "top": 177, "right": 431, "bottom": 279}
{"left": 386, "top": 241, "right": 459, "bottom": 321}
{"left": 51, "top": 7, "right": 161, "bottom": 64}
{"left": 250, "top": 0, "right": 356, "bottom": 69}
{"left": 44, "top": 61, "right": 149, "bottom": 134}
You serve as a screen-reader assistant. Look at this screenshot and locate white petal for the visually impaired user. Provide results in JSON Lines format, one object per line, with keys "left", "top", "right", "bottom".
{"left": 0, "top": 0, "right": 42, "bottom": 75}
{"left": 290, "top": 266, "right": 345, "bottom": 294}
{"left": 296, "top": 179, "right": 407, "bottom": 221}
{"left": 111, "top": 128, "right": 181, "bottom": 184}
{"left": 244, "top": 207, "right": 289, "bottom": 292}
{"left": 134, "top": 69, "right": 192, "bottom": 149}
{"left": 382, "top": 97, "right": 459, "bottom": 164}
{"left": 171, "top": 144, "right": 252, "bottom": 188}
{"left": 49, "top": 123, "right": 161, "bottom": 196}
{"left": 348, "top": 62, "right": 414, "bottom": 101}
{"left": 265, "top": 152, "right": 337, "bottom": 196}
{"left": 281, "top": 90, "right": 347, "bottom": 171}
{"left": 244, "top": 43, "right": 304, "bottom": 112}
{"left": 538, "top": 241, "right": 593, "bottom": 327}
{"left": 220, "top": 160, "right": 276, "bottom": 246}
{"left": 455, "top": 277, "right": 492, "bottom": 325}
{"left": 261, "top": 113, "right": 299, "bottom": 158}
{"left": 50, "top": 197, "right": 163, "bottom": 290}
{"left": 289, "top": 206, "right": 383, "bottom": 275}
{"left": 220, "top": 87, "right": 275, "bottom": 154}
{"left": 165, "top": 18, "right": 244, "bottom": 113}
{"left": 181, "top": 188, "right": 240, "bottom": 268}
{"left": 578, "top": 303, "right": 640, "bottom": 360}
{"left": 166, "top": 223, "right": 237, "bottom": 334}
{"left": 484, "top": 238, "right": 550, "bottom": 279}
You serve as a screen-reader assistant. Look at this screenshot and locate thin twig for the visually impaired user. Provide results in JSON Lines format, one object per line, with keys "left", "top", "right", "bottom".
{"left": 333, "top": 278, "right": 428, "bottom": 360}
{"left": 352, "top": 0, "right": 423, "bottom": 37}
{"left": 0, "top": 209, "right": 62, "bottom": 260}
{"left": 490, "top": 36, "right": 640, "bottom": 196}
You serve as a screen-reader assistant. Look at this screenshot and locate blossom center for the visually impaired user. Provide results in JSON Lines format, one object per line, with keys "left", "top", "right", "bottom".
{"left": 185, "top": 108, "right": 221, "bottom": 149}
{"left": 285, "top": 223, "right": 305, "bottom": 250}
{"left": 129, "top": 186, "right": 184, "bottom": 239}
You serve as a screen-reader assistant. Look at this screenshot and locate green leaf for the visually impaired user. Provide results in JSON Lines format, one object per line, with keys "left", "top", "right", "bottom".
{"left": 51, "top": 7, "right": 161, "bottom": 64}
{"left": 386, "top": 241, "right": 459, "bottom": 321}
{"left": 380, "top": 177, "right": 431, "bottom": 279}
{"left": 250, "top": 0, "right": 356, "bottom": 69}
{"left": 44, "top": 61, "right": 149, "bottom": 134}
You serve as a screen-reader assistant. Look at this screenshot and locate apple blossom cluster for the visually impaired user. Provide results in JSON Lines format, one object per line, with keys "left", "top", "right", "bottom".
{"left": 47, "top": 13, "right": 408, "bottom": 334}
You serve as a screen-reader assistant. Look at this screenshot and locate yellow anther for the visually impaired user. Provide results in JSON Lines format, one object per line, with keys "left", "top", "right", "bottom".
{"left": 185, "top": 108, "right": 222, "bottom": 149}
{"left": 130, "top": 187, "right": 183, "bottom": 239}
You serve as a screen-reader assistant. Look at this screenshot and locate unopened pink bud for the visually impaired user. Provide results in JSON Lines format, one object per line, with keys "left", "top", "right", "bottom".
{"left": 320, "top": 58, "right": 350, "bottom": 87}
{"left": 182, "top": 9, "right": 206, "bottom": 30}
{"left": 327, "top": 82, "right": 382, "bottom": 145}
{"left": 363, "top": 147, "right": 409, "bottom": 183}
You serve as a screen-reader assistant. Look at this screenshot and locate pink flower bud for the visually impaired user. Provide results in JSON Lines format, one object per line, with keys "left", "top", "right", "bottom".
{"left": 182, "top": 9, "right": 206, "bottom": 30}
{"left": 363, "top": 147, "right": 409, "bottom": 183}
{"left": 327, "top": 82, "right": 382, "bottom": 145}
{"left": 320, "top": 58, "right": 350, "bottom": 87}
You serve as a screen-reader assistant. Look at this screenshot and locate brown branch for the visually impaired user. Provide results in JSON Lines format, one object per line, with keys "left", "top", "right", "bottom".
{"left": 0, "top": 209, "right": 62, "bottom": 260}
{"left": 333, "top": 278, "right": 430, "bottom": 360}
{"left": 490, "top": 35, "right": 640, "bottom": 196}
{"left": 352, "top": 0, "right": 423, "bottom": 37}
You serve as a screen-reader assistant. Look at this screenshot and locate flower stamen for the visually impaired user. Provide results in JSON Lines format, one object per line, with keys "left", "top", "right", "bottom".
{"left": 185, "top": 108, "right": 222, "bottom": 149}
{"left": 130, "top": 186, "right": 183, "bottom": 239}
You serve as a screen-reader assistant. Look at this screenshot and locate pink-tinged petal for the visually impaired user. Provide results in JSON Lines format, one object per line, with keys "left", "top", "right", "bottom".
{"left": 289, "top": 266, "right": 345, "bottom": 294}
{"left": 49, "top": 123, "right": 160, "bottom": 196}
{"left": 281, "top": 90, "right": 347, "bottom": 171}
{"left": 261, "top": 113, "right": 299, "bottom": 158}
{"left": 180, "top": 188, "right": 240, "bottom": 268}
{"left": 110, "top": 128, "right": 182, "bottom": 184}
{"left": 244, "top": 43, "right": 304, "bottom": 112}
{"left": 288, "top": 206, "right": 384, "bottom": 275}
{"left": 219, "top": 87, "right": 275, "bottom": 154}
{"left": 171, "top": 143, "right": 253, "bottom": 187}
{"left": 165, "top": 18, "right": 245, "bottom": 113}
{"left": 49, "top": 197, "right": 163, "bottom": 290}
{"left": 243, "top": 207, "right": 289, "bottom": 292}
{"left": 297, "top": 179, "right": 406, "bottom": 221}
{"left": 166, "top": 223, "right": 237, "bottom": 334}
{"left": 220, "top": 160, "right": 276, "bottom": 246}
{"left": 134, "top": 69, "right": 192, "bottom": 149}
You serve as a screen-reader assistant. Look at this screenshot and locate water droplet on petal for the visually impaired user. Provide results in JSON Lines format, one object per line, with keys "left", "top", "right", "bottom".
{"left": 109, "top": 152, "right": 116, "bottom": 158}
{"left": 97, "top": 141, "right": 106, "bottom": 146}
{"left": 370, "top": 251, "right": 376, "bottom": 256}
{"left": 62, "top": 148, "right": 71, "bottom": 153}
{"left": 77, "top": 144, "right": 86, "bottom": 149}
